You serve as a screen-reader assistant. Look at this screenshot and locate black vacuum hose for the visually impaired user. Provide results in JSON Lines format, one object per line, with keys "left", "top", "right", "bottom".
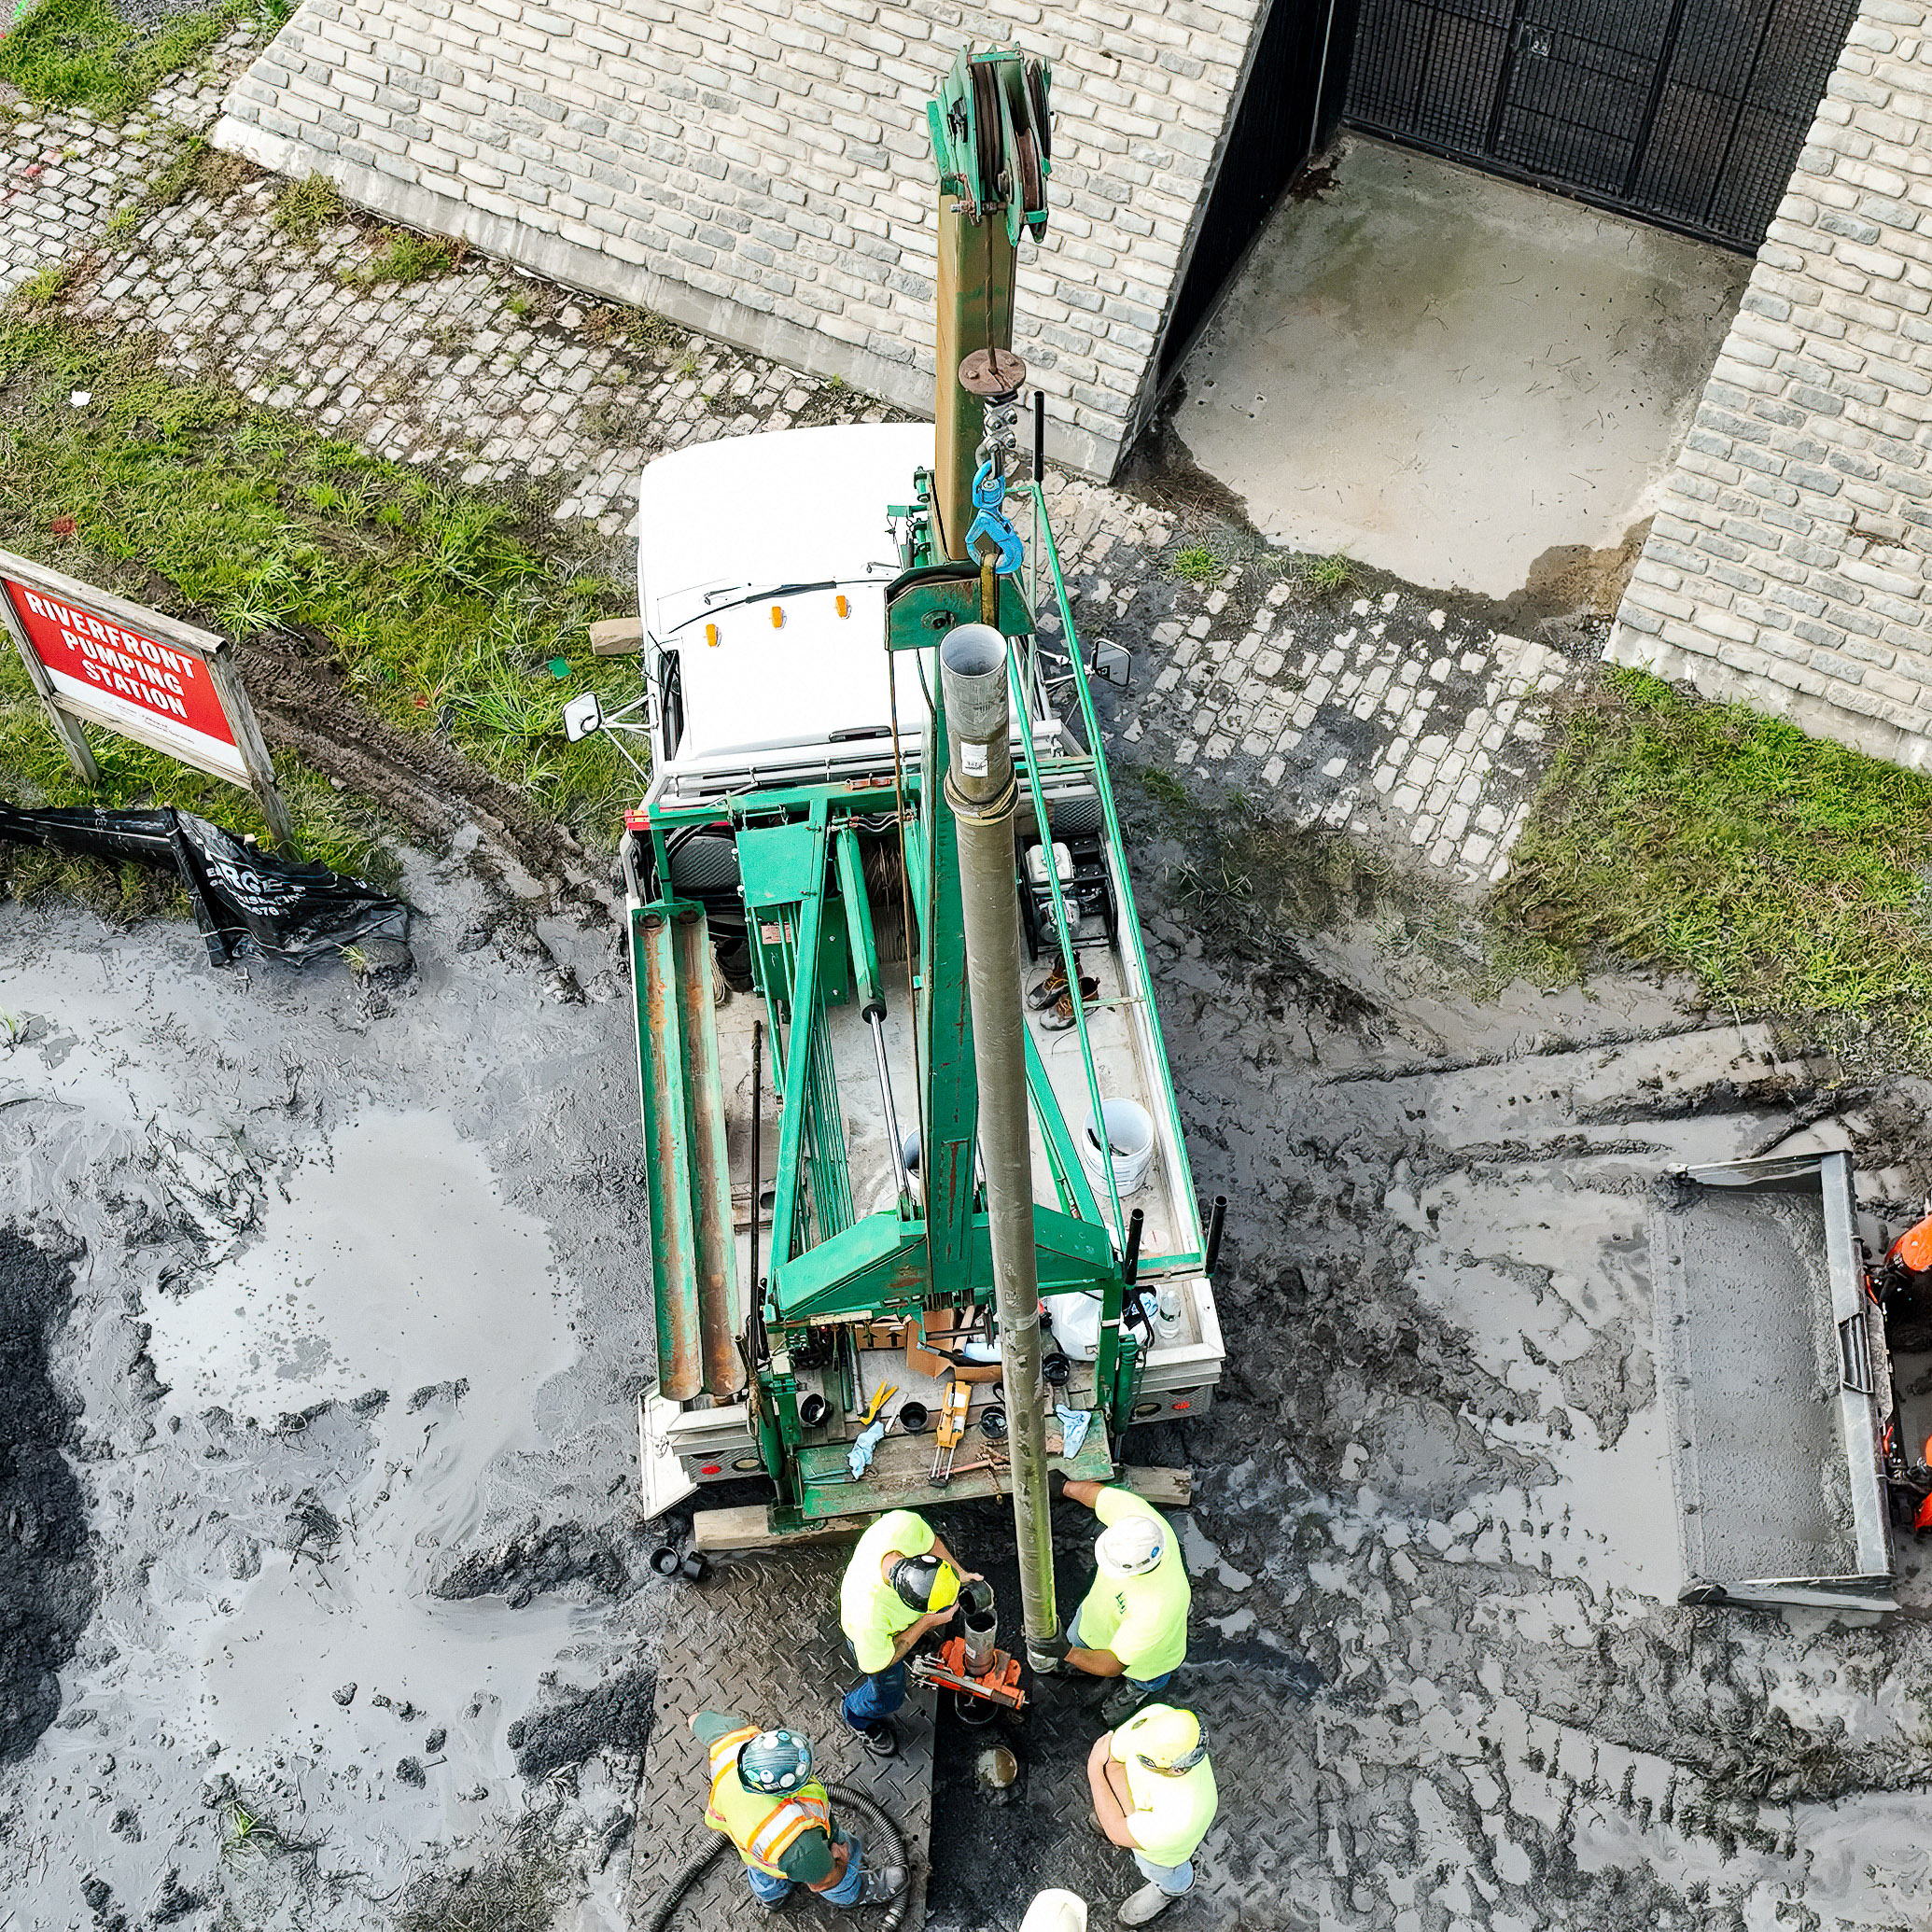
{"left": 643, "top": 1782, "right": 913, "bottom": 1931}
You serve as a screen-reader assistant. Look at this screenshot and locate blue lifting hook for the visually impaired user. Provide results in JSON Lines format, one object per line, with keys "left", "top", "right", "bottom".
{"left": 964, "top": 459, "right": 1025, "bottom": 577}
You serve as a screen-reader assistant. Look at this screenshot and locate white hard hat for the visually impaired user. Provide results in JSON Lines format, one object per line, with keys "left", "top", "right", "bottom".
{"left": 1096, "top": 1513, "right": 1164, "bottom": 1577}
{"left": 1020, "top": 1889, "right": 1089, "bottom": 1932}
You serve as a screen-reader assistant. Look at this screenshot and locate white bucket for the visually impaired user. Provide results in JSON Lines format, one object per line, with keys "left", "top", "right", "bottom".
{"left": 1080, "top": 1099, "right": 1155, "bottom": 1197}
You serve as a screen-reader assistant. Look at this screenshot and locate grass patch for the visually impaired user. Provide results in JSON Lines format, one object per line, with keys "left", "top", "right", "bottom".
{"left": 1169, "top": 544, "right": 1220, "bottom": 587}
{"left": 1497, "top": 667, "right": 1932, "bottom": 1047}
{"left": 1294, "top": 552, "right": 1355, "bottom": 595}
{"left": 352, "top": 228, "right": 462, "bottom": 286}
{"left": 0, "top": 0, "right": 244, "bottom": 117}
{"left": 1126, "top": 763, "right": 1553, "bottom": 999}
{"left": 0, "top": 312, "right": 638, "bottom": 881}
{"left": 268, "top": 171, "right": 343, "bottom": 243}
{"left": 12, "top": 263, "right": 77, "bottom": 308}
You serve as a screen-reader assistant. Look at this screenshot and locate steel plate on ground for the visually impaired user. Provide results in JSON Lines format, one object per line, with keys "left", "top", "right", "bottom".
{"left": 626, "top": 1547, "right": 934, "bottom": 1930}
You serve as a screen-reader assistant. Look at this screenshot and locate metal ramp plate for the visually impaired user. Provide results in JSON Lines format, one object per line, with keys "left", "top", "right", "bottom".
{"left": 969, "top": 1674, "right": 1301, "bottom": 1922}
{"left": 626, "top": 1547, "right": 933, "bottom": 1930}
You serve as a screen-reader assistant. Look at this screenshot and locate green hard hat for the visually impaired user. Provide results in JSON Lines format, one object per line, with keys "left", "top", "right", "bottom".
{"left": 739, "top": 1729, "right": 814, "bottom": 1793}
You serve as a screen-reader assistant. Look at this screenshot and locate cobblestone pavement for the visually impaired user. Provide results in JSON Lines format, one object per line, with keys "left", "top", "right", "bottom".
{"left": 0, "top": 29, "right": 254, "bottom": 297}
{"left": 1, "top": 42, "right": 1584, "bottom": 885}
{"left": 1042, "top": 478, "right": 1582, "bottom": 887}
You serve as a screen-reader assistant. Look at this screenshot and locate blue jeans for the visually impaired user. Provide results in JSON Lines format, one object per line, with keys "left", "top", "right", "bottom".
{"left": 1069, "top": 1606, "right": 1173, "bottom": 1692}
{"left": 745, "top": 1829, "right": 866, "bottom": 1906}
{"left": 1133, "top": 1852, "right": 1194, "bottom": 1897}
{"left": 841, "top": 1659, "right": 906, "bottom": 1731}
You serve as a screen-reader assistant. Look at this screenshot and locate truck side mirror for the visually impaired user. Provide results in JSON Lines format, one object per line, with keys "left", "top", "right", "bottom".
{"left": 564, "top": 691, "right": 604, "bottom": 742}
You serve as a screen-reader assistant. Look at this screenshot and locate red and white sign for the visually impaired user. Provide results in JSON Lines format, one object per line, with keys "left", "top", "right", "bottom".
{"left": 2, "top": 569, "right": 250, "bottom": 784}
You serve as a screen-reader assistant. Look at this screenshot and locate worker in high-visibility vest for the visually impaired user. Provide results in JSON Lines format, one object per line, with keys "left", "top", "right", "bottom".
{"left": 837, "top": 1506, "right": 981, "bottom": 1756}
{"left": 688, "top": 1711, "right": 907, "bottom": 1909}
{"left": 1085, "top": 1704, "right": 1218, "bottom": 1926}
{"left": 1056, "top": 1478, "right": 1191, "bottom": 1726}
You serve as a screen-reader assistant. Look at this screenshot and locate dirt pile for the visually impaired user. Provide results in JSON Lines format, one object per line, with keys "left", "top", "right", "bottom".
{"left": 0, "top": 1230, "right": 94, "bottom": 1764}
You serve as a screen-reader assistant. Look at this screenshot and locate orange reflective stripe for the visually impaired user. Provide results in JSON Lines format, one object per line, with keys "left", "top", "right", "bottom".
{"left": 707, "top": 1725, "right": 763, "bottom": 1811}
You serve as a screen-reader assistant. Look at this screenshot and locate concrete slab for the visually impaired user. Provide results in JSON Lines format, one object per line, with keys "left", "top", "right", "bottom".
{"left": 1169, "top": 135, "right": 1753, "bottom": 598}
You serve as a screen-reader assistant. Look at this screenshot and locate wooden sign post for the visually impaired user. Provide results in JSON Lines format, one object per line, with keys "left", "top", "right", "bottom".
{"left": 0, "top": 549, "right": 296, "bottom": 851}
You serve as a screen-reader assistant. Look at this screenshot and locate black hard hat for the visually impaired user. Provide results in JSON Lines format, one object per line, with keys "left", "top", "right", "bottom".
{"left": 889, "top": 1552, "right": 959, "bottom": 1613}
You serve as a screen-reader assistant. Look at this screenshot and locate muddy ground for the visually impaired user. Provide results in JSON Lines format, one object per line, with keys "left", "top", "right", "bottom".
{"left": 7, "top": 786, "right": 1932, "bottom": 1929}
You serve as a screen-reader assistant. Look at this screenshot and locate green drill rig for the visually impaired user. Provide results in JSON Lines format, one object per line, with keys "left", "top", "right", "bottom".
{"left": 608, "top": 49, "right": 1225, "bottom": 1536}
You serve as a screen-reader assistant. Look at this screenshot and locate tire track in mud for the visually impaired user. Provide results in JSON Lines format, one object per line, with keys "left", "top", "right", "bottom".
{"left": 238, "top": 631, "right": 616, "bottom": 919}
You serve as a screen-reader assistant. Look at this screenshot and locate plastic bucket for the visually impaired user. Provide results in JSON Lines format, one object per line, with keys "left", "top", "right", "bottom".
{"left": 1080, "top": 1099, "right": 1155, "bottom": 1197}
{"left": 899, "top": 1400, "right": 930, "bottom": 1434}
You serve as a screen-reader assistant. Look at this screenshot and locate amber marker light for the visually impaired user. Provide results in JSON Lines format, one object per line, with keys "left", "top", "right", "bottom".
{"left": 706, "top": 623, "right": 720, "bottom": 647}
{"left": 836, "top": 595, "right": 849, "bottom": 618}
{"left": 771, "top": 605, "right": 784, "bottom": 628}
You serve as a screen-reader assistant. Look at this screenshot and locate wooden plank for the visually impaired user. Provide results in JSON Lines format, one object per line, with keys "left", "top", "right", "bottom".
{"left": 693, "top": 1504, "right": 877, "bottom": 1553}
{"left": 0, "top": 583, "right": 97, "bottom": 782}
{"left": 1122, "top": 1464, "right": 1191, "bottom": 1506}
{"left": 203, "top": 645, "right": 297, "bottom": 851}
{"left": 693, "top": 1463, "right": 1192, "bottom": 1551}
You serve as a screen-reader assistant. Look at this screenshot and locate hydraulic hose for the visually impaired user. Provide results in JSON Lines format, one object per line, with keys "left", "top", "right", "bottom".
{"left": 643, "top": 1782, "right": 913, "bottom": 1931}
{"left": 639, "top": 1836, "right": 727, "bottom": 1932}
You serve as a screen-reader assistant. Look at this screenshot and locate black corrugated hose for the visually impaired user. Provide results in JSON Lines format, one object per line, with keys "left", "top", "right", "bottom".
{"left": 643, "top": 1784, "right": 912, "bottom": 1931}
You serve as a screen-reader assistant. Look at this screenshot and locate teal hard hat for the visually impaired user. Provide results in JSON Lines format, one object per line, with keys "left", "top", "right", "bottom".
{"left": 739, "top": 1729, "right": 814, "bottom": 1794}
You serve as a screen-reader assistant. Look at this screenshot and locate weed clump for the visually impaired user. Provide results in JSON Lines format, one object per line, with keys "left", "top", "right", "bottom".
{"left": 352, "top": 229, "right": 463, "bottom": 286}
{"left": 1498, "top": 667, "right": 1932, "bottom": 1053}
{"left": 0, "top": 0, "right": 244, "bottom": 116}
{"left": 1170, "top": 544, "right": 1220, "bottom": 587}
{"left": 1295, "top": 553, "right": 1354, "bottom": 594}
{"left": 394, "top": 1825, "right": 567, "bottom": 1932}
{"left": 270, "top": 173, "right": 345, "bottom": 243}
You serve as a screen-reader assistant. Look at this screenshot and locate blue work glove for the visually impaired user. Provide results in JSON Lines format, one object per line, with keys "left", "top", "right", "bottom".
{"left": 1056, "top": 1404, "right": 1093, "bottom": 1460}
{"left": 847, "top": 1418, "right": 886, "bottom": 1480}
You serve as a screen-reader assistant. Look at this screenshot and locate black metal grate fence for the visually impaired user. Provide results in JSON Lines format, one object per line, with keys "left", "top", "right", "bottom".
{"left": 1344, "top": 0, "right": 1858, "bottom": 248}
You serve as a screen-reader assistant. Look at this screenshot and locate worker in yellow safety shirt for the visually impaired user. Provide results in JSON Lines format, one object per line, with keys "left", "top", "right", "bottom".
{"left": 1085, "top": 1704, "right": 1218, "bottom": 1926}
{"left": 688, "top": 1710, "right": 907, "bottom": 1910}
{"left": 1054, "top": 1477, "right": 1191, "bottom": 1726}
{"left": 837, "top": 1506, "right": 981, "bottom": 1756}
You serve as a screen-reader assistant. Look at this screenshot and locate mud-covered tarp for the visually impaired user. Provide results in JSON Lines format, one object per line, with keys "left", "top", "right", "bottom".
{"left": 0, "top": 803, "right": 410, "bottom": 966}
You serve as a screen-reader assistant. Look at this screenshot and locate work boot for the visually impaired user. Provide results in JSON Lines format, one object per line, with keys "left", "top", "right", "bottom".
{"left": 1116, "top": 1883, "right": 1176, "bottom": 1925}
{"left": 858, "top": 1865, "right": 909, "bottom": 1905}
{"left": 856, "top": 1718, "right": 899, "bottom": 1758}
{"left": 1028, "top": 952, "right": 1079, "bottom": 1010}
{"left": 1103, "top": 1684, "right": 1152, "bottom": 1727}
{"left": 1038, "top": 977, "right": 1100, "bottom": 1032}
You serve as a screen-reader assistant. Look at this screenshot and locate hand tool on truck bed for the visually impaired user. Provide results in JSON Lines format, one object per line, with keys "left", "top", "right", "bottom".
{"left": 929, "top": 1378, "right": 971, "bottom": 1486}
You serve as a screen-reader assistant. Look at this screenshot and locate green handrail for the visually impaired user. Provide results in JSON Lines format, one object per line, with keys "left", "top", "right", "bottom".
{"left": 1003, "top": 639, "right": 1127, "bottom": 1254}
{"left": 1016, "top": 481, "right": 1206, "bottom": 1265}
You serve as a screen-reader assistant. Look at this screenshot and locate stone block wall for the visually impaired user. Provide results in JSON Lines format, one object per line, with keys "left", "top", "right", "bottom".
{"left": 210, "top": 0, "right": 1270, "bottom": 478}
{"left": 1608, "top": 0, "right": 1932, "bottom": 766}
